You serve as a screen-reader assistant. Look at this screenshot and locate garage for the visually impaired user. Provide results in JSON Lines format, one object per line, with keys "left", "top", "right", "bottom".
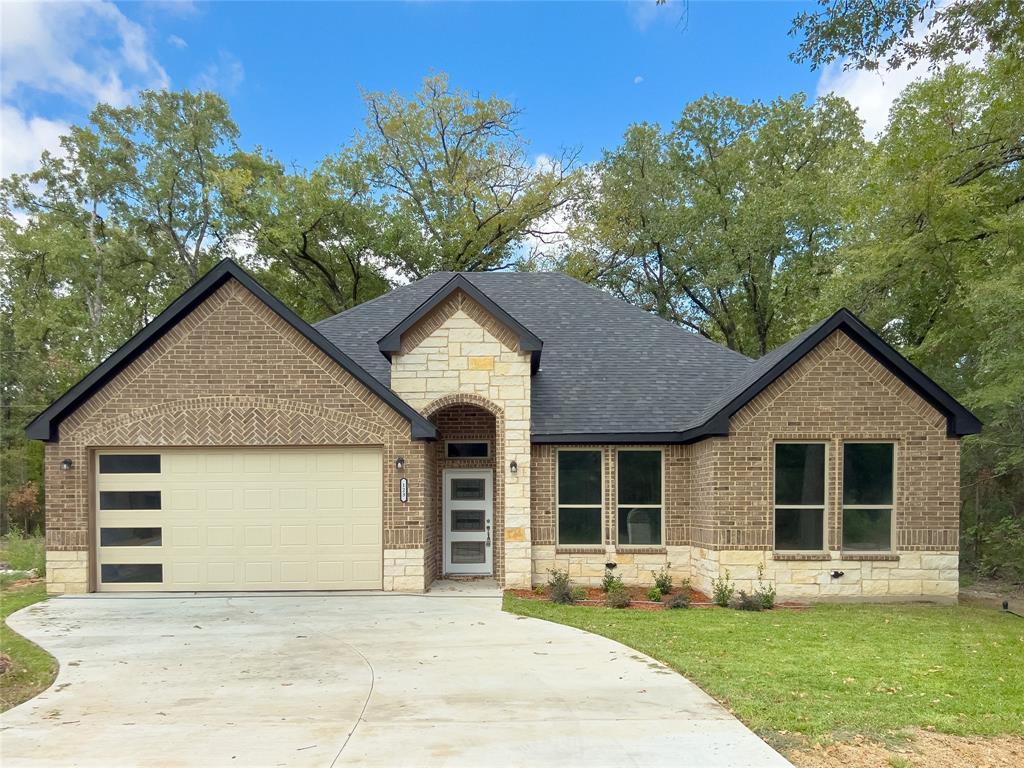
{"left": 94, "top": 447, "right": 383, "bottom": 592}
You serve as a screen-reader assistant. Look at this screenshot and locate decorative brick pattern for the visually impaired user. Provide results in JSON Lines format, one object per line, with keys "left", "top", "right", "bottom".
{"left": 44, "top": 278, "right": 430, "bottom": 594}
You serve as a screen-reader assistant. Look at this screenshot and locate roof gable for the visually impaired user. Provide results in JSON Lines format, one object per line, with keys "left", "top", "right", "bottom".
{"left": 26, "top": 260, "right": 437, "bottom": 442}
{"left": 377, "top": 274, "right": 543, "bottom": 371}
{"left": 700, "top": 308, "right": 981, "bottom": 438}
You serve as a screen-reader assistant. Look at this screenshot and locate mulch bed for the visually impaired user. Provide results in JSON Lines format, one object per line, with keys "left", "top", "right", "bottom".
{"left": 508, "top": 584, "right": 811, "bottom": 610}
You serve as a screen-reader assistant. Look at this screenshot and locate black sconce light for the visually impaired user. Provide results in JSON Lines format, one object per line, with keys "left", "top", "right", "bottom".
{"left": 510, "top": 460, "right": 518, "bottom": 474}
{"left": 830, "top": 570, "right": 845, "bottom": 579}
{"left": 60, "top": 458, "right": 74, "bottom": 471}
{"left": 395, "top": 456, "right": 405, "bottom": 472}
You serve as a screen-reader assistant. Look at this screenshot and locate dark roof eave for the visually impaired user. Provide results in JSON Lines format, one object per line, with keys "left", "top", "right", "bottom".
{"left": 377, "top": 274, "right": 543, "bottom": 366}
{"left": 711, "top": 308, "right": 982, "bottom": 438}
{"left": 530, "top": 416, "right": 730, "bottom": 445}
{"left": 25, "top": 260, "right": 438, "bottom": 443}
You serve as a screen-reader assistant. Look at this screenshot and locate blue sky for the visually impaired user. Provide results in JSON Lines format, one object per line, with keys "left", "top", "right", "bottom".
{"left": 1, "top": 1, "right": 907, "bottom": 177}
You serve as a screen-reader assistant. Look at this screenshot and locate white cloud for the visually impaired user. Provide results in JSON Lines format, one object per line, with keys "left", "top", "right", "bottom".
{"left": 0, "top": 0, "right": 170, "bottom": 177}
{"left": 0, "top": 105, "right": 69, "bottom": 177}
{"left": 816, "top": 9, "right": 986, "bottom": 138}
{"left": 633, "top": 75, "right": 644, "bottom": 85}
{"left": 167, "top": 34, "right": 188, "bottom": 49}
{"left": 1, "top": 0, "right": 169, "bottom": 108}
{"left": 193, "top": 51, "right": 245, "bottom": 93}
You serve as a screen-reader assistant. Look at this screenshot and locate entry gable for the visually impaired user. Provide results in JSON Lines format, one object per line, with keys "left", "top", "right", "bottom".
{"left": 377, "top": 274, "right": 543, "bottom": 372}
{"left": 26, "top": 259, "right": 437, "bottom": 442}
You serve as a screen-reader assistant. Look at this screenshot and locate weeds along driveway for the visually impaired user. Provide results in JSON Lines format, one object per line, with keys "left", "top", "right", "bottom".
{"left": 0, "top": 593, "right": 791, "bottom": 768}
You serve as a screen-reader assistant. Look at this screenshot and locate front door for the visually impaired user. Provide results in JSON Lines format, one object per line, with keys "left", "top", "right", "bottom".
{"left": 443, "top": 469, "right": 493, "bottom": 575}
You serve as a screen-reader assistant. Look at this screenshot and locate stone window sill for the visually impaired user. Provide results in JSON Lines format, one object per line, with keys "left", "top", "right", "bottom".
{"left": 555, "top": 546, "right": 604, "bottom": 555}
{"left": 615, "top": 546, "right": 667, "bottom": 555}
{"left": 772, "top": 552, "right": 832, "bottom": 561}
{"left": 841, "top": 553, "right": 900, "bottom": 562}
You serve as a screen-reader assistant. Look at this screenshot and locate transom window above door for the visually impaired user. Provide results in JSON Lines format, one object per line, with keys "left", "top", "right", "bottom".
{"left": 774, "top": 443, "right": 826, "bottom": 551}
{"left": 557, "top": 450, "right": 602, "bottom": 545}
{"left": 446, "top": 441, "right": 489, "bottom": 459}
{"left": 617, "top": 450, "right": 662, "bottom": 546}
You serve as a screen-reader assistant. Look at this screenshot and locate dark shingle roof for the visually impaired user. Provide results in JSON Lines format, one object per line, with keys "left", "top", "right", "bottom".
{"left": 315, "top": 271, "right": 756, "bottom": 438}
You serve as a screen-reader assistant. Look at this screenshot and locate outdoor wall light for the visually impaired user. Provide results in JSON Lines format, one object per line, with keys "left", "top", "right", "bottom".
{"left": 510, "top": 460, "right": 518, "bottom": 474}
{"left": 830, "top": 570, "right": 845, "bottom": 579}
{"left": 60, "top": 459, "right": 73, "bottom": 471}
{"left": 395, "top": 456, "right": 405, "bottom": 472}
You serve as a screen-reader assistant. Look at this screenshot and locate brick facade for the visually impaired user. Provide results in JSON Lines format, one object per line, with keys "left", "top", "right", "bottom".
{"left": 44, "top": 278, "right": 430, "bottom": 593}
{"left": 41, "top": 274, "right": 962, "bottom": 601}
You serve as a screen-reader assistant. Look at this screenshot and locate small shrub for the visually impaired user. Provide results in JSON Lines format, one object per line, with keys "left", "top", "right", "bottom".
{"left": 666, "top": 591, "right": 690, "bottom": 609}
{"left": 651, "top": 566, "right": 673, "bottom": 594}
{"left": 754, "top": 562, "right": 777, "bottom": 609}
{"left": 532, "top": 584, "right": 546, "bottom": 596}
{"left": 646, "top": 586, "right": 663, "bottom": 602}
{"left": 0, "top": 527, "right": 45, "bottom": 575}
{"left": 711, "top": 569, "right": 735, "bottom": 607}
{"left": 605, "top": 587, "right": 631, "bottom": 608}
{"left": 729, "top": 590, "right": 764, "bottom": 611}
{"left": 571, "top": 587, "right": 587, "bottom": 602}
{"left": 547, "top": 569, "right": 577, "bottom": 604}
{"left": 601, "top": 566, "right": 624, "bottom": 593}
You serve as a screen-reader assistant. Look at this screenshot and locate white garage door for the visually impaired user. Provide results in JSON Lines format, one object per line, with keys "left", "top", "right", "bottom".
{"left": 94, "top": 448, "right": 383, "bottom": 592}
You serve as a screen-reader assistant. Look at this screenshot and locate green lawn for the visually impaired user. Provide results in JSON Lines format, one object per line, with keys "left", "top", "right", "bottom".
{"left": 1, "top": 582, "right": 57, "bottom": 712}
{"left": 504, "top": 596, "right": 1024, "bottom": 744}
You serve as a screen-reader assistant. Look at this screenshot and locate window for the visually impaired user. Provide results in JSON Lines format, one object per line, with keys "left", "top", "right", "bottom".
{"left": 557, "top": 450, "right": 602, "bottom": 545}
{"left": 617, "top": 450, "right": 662, "bottom": 546}
{"left": 99, "top": 491, "right": 161, "bottom": 510}
{"left": 100, "top": 564, "right": 163, "bottom": 583}
{"left": 100, "top": 528, "right": 162, "bottom": 547}
{"left": 450, "top": 478, "right": 485, "bottom": 500}
{"left": 842, "top": 443, "right": 895, "bottom": 551}
{"left": 446, "top": 441, "right": 489, "bottom": 459}
{"left": 774, "top": 443, "right": 826, "bottom": 551}
{"left": 99, "top": 454, "right": 160, "bottom": 474}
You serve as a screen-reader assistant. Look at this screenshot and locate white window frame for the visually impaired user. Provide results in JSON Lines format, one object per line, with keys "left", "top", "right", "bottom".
{"left": 615, "top": 447, "right": 665, "bottom": 548}
{"left": 555, "top": 448, "right": 605, "bottom": 547}
{"left": 445, "top": 440, "right": 491, "bottom": 459}
{"left": 772, "top": 441, "right": 828, "bottom": 554}
{"left": 841, "top": 440, "right": 897, "bottom": 554}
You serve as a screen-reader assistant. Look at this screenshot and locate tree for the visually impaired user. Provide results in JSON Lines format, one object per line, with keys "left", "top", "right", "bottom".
{"left": 562, "top": 93, "right": 864, "bottom": 356}
{"left": 223, "top": 150, "right": 392, "bottom": 320}
{"left": 791, "top": 0, "right": 1024, "bottom": 71}
{"left": 357, "top": 74, "right": 579, "bottom": 278}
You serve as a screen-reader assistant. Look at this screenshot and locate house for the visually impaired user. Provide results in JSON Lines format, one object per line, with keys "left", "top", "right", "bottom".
{"left": 28, "top": 260, "right": 980, "bottom": 600}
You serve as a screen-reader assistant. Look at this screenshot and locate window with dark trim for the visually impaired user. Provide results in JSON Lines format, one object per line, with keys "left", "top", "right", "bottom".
{"left": 101, "top": 564, "right": 163, "bottom": 583}
{"left": 557, "top": 450, "right": 602, "bottom": 545}
{"left": 99, "top": 491, "right": 161, "bottom": 510}
{"left": 99, "top": 454, "right": 160, "bottom": 474}
{"left": 842, "top": 443, "right": 894, "bottom": 551}
{"left": 617, "top": 450, "right": 662, "bottom": 546}
{"left": 446, "top": 441, "right": 489, "bottom": 459}
{"left": 774, "top": 443, "right": 826, "bottom": 551}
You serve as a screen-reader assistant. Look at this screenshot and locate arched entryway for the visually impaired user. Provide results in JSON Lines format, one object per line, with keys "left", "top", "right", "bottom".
{"left": 422, "top": 396, "right": 505, "bottom": 587}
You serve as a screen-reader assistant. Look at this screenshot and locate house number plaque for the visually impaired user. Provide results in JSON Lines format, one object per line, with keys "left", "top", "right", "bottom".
{"left": 399, "top": 477, "right": 409, "bottom": 503}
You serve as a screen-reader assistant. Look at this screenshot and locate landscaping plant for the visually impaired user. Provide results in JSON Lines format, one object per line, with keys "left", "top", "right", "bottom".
{"left": 547, "top": 569, "right": 577, "bottom": 604}
{"left": 646, "top": 586, "right": 663, "bottom": 602}
{"left": 754, "top": 562, "right": 777, "bottom": 609}
{"left": 605, "top": 586, "right": 631, "bottom": 608}
{"left": 729, "top": 590, "right": 764, "bottom": 611}
{"left": 711, "top": 569, "right": 735, "bottom": 607}
{"left": 601, "top": 565, "right": 624, "bottom": 593}
{"left": 666, "top": 591, "right": 690, "bottom": 609}
{"left": 652, "top": 566, "right": 673, "bottom": 594}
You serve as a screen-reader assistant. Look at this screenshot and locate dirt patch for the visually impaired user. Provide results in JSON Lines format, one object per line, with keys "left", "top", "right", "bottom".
{"left": 959, "top": 575, "right": 1024, "bottom": 613}
{"left": 787, "top": 730, "right": 1024, "bottom": 768}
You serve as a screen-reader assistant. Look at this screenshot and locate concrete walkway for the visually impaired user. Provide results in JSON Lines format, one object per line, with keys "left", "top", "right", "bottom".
{"left": 1, "top": 594, "right": 791, "bottom": 767}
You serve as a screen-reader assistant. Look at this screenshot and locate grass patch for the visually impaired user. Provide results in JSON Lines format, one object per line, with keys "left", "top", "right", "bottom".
{"left": 1, "top": 581, "right": 56, "bottom": 712}
{"left": 0, "top": 530, "right": 46, "bottom": 575}
{"left": 504, "top": 596, "right": 1024, "bottom": 743}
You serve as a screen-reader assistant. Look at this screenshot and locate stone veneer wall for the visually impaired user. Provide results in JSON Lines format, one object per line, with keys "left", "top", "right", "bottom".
{"left": 389, "top": 289, "right": 532, "bottom": 587}
{"left": 43, "top": 278, "right": 430, "bottom": 594}
{"left": 529, "top": 330, "right": 962, "bottom": 602}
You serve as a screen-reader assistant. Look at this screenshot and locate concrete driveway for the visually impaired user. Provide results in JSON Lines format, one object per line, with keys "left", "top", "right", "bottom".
{"left": 1, "top": 592, "right": 791, "bottom": 767}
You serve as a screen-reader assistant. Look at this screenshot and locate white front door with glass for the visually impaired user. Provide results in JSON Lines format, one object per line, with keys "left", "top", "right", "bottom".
{"left": 443, "top": 470, "right": 493, "bottom": 575}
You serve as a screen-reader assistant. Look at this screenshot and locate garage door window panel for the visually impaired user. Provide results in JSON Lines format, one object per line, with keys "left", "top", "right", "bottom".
{"left": 100, "top": 527, "right": 162, "bottom": 547}
{"left": 99, "top": 454, "right": 161, "bottom": 474}
{"left": 101, "top": 563, "right": 163, "bottom": 583}
{"left": 99, "top": 491, "right": 161, "bottom": 510}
